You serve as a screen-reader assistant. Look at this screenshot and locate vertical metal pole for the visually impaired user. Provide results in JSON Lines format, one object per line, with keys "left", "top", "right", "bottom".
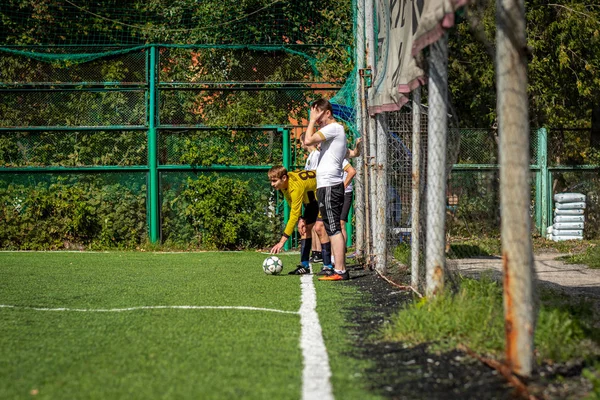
{"left": 360, "top": 70, "right": 372, "bottom": 262}
{"left": 538, "top": 128, "right": 549, "bottom": 235}
{"left": 497, "top": 0, "right": 534, "bottom": 377}
{"left": 375, "top": 114, "right": 388, "bottom": 273}
{"left": 282, "top": 128, "right": 291, "bottom": 251}
{"left": 148, "top": 46, "right": 160, "bottom": 244}
{"left": 411, "top": 87, "right": 422, "bottom": 288}
{"left": 365, "top": 0, "right": 377, "bottom": 267}
{"left": 354, "top": 0, "right": 366, "bottom": 256}
{"left": 425, "top": 34, "right": 448, "bottom": 297}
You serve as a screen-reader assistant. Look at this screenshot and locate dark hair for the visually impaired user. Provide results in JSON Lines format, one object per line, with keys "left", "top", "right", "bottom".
{"left": 311, "top": 98, "right": 333, "bottom": 115}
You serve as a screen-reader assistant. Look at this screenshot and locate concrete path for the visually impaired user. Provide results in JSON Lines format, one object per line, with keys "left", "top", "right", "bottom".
{"left": 452, "top": 253, "right": 600, "bottom": 299}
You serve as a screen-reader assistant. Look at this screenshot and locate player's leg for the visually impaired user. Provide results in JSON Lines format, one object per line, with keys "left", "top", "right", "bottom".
{"left": 289, "top": 200, "right": 319, "bottom": 275}
{"left": 317, "top": 184, "right": 347, "bottom": 281}
{"left": 310, "top": 226, "right": 323, "bottom": 263}
{"left": 340, "top": 191, "right": 352, "bottom": 244}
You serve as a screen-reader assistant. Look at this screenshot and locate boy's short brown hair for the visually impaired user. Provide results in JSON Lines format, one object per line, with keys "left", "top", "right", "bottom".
{"left": 268, "top": 165, "right": 288, "bottom": 180}
{"left": 311, "top": 98, "right": 333, "bottom": 114}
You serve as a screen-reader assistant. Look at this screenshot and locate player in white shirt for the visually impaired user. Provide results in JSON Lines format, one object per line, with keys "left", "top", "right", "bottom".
{"left": 304, "top": 98, "right": 348, "bottom": 281}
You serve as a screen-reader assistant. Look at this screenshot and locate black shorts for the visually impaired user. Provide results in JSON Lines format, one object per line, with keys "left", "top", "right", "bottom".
{"left": 317, "top": 183, "right": 345, "bottom": 237}
{"left": 340, "top": 192, "right": 353, "bottom": 222}
{"left": 303, "top": 201, "right": 319, "bottom": 226}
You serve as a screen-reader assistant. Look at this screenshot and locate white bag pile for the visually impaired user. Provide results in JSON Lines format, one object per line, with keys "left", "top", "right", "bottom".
{"left": 547, "top": 193, "right": 585, "bottom": 241}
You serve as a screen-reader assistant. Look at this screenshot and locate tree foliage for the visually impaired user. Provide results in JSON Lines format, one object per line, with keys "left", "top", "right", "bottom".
{"left": 449, "top": 0, "right": 600, "bottom": 130}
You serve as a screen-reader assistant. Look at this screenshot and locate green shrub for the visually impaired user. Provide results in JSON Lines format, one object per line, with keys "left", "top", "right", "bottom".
{"left": 179, "top": 174, "right": 278, "bottom": 250}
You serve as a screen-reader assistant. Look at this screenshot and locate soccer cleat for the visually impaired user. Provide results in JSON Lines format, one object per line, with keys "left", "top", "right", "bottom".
{"left": 288, "top": 265, "right": 311, "bottom": 275}
{"left": 318, "top": 270, "right": 350, "bottom": 281}
{"left": 310, "top": 253, "right": 323, "bottom": 263}
{"left": 316, "top": 266, "right": 334, "bottom": 276}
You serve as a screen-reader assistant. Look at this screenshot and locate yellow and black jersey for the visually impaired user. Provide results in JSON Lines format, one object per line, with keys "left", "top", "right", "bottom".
{"left": 281, "top": 170, "right": 317, "bottom": 237}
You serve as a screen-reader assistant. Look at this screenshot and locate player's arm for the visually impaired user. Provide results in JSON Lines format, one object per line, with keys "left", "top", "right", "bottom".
{"left": 304, "top": 105, "right": 326, "bottom": 146}
{"left": 270, "top": 190, "right": 303, "bottom": 254}
{"left": 346, "top": 137, "right": 362, "bottom": 159}
{"left": 343, "top": 163, "right": 356, "bottom": 189}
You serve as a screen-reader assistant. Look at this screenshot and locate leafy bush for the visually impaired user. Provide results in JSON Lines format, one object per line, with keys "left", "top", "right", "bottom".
{"left": 0, "top": 179, "right": 146, "bottom": 250}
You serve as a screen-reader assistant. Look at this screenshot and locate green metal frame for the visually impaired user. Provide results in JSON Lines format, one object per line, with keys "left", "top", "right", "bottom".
{"left": 0, "top": 45, "right": 324, "bottom": 247}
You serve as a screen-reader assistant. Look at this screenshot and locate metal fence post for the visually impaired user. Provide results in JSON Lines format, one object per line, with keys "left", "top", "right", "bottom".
{"left": 148, "top": 45, "right": 160, "bottom": 244}
{"left": 354, "top": 0, "right": 365, "bottom": 256}
{"left": 375, "top": 114, "right": 388, "bottom": 273}
{"left": 497, "top": 0, "right": 535, "bottom": 377}
{"left": 538, "top": 127, "right": 549, "bottom": 235}
{"left": 411, "top": 87, "right": 422, "bottom": 289}
{"left": 282, "top": 127, "right": 291, "bottom": 251}
{"left": 425, "top": 34, "right": 448, "bottom": 297}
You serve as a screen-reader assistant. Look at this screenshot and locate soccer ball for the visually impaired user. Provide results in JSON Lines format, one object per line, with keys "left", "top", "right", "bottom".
{"left": 262, "top": 256, "right": 283, "bottom": 275}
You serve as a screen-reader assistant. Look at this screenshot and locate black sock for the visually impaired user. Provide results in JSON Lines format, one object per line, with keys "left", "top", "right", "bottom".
{"left": 300, "top": 238, "right": 312, "bottom": 263}
{"left": 321, "top": 242, "right": 332, "bottom": 265}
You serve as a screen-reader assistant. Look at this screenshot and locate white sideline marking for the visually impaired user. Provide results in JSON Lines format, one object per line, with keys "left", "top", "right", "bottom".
{"left": 299, "top": 275, "right": 334, "bottom": 400}
{"left": 0, "top": 305, "right": 298, "bottom": 314}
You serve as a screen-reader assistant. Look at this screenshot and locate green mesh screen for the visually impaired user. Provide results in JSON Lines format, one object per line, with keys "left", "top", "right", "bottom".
{"left": 0, "top": 130, "right": 147, "bottom": 166}
{"left": 159, "top": 129, "right": 283, "bottom": 166}
{"left": 0, "top": 172, "right": 147, "bottom": 249}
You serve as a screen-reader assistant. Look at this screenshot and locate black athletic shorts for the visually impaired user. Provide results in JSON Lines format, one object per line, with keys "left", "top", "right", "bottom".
{"left": 340, "top": 192, "right": 353, "bottom": 222}
{"left": 302, "top": 191, "right": 319, "bottom": 226}
{"left": 317, "top": 183, "right": 345, "bottom": 237}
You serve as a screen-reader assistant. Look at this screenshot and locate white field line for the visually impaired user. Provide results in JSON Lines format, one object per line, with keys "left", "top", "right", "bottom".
{"left": 0, "top": 305, "right": 298, "bottom": 314}
{"left": 299, "top": 274, "right": 334, "bottom": 400}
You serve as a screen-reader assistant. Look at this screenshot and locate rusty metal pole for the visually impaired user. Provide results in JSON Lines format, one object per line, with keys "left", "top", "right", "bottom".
{"left": 365, "top": 0, "right": 377, "bottom": 268}
{"left": 359, "top": 68, "right": 372, "bottom": 262}
{"left": 497, "top": 0, "right": 534, "bottom": 377}
{"left": 411, "top": 87, "right": 422, "bottom": 289}
{"left": 425, "top": 34, "right": 448, "bottom": 297}
{"left": 354, "top": 0, "right": 366, "bottom": 258}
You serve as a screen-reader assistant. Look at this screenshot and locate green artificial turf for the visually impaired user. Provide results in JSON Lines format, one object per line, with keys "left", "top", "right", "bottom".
{"left": 0, "top": 252, "right": 304, "bottom": 400}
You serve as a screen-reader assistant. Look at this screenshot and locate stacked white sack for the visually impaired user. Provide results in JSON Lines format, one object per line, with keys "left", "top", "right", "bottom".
{"left": 550, "top": 193, "right": 585, "bottom": 241}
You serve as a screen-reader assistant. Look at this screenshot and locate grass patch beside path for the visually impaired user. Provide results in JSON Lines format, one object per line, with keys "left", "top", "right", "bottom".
{"left": 382, "top": 276, "right": 600, "bottom": 364}
{"left": 559, "top": 243, "right": 600, "bottom": 269}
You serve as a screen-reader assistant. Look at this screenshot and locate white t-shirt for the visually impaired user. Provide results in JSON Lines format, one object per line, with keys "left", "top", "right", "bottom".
{"left": 342, "top": 159, "right": 353, "bottom": 193}
{"left": 316, "top": 122, "right": 347, "bottom": 189}
{"left": 304, "top": 149, "right": 320, "bottom": 171}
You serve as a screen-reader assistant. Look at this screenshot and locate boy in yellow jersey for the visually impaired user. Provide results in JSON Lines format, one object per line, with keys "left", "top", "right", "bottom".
{"left": 268, "top": 166, "right": 319, "bottom": 274}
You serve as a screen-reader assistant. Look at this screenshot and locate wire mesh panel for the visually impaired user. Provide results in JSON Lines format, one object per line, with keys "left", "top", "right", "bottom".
{"left": 158, "top": 88, "right": 333, "bottom": 126}
{"left": 0, "top": 91, "right": 146, "bottom": 127}
{"left": 0, "top": 172, "right": 147, "bottom": 249}
{"left": 0, "top": 51, "right": 147, "bottom": 84}
{"left": 548, "top": 128, "right": 596, "bottom": 166}
{"left": 159, "top": 128, "right": 283, "bottom": 166}
{"left": 386, "top": 109, "right": 428, "bottom": 274}
{"left": 159, "top": 170, "right": 278, "bottom": 249}
{"left": 159, "top": 48, "right": 323, "bottom": 84}
{"left": 0, "top": 130, "right": 147, "bottom": 166}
